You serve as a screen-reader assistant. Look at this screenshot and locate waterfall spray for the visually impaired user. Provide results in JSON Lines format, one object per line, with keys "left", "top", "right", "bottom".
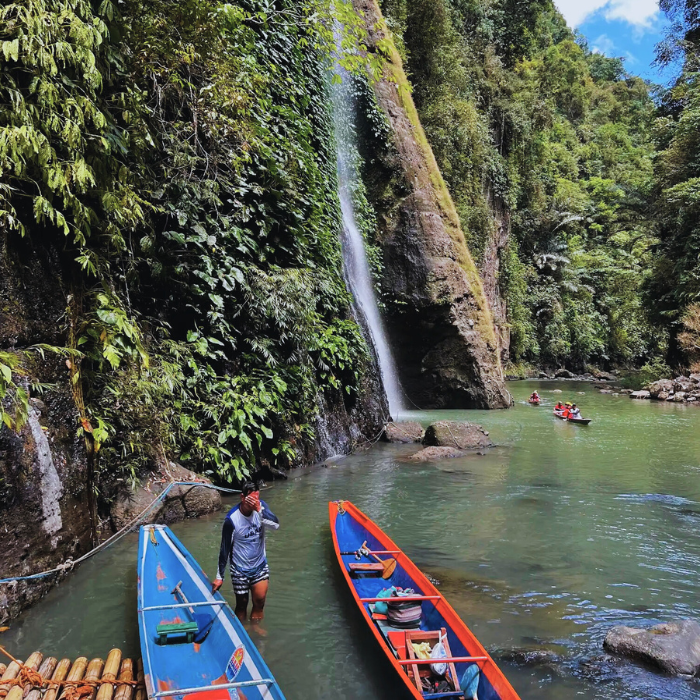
{"left": 330, "top": 44, "right": 404, "bottom": 418}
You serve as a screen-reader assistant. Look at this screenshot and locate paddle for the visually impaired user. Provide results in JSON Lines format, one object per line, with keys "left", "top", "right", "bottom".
{"left": 341, "top": 541, "right": 397, "bottom": 579}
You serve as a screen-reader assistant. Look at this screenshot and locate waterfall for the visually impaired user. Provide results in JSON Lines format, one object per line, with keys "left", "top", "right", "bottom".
{"left": 330, "top": 48, "right": 404, "bottom": 419}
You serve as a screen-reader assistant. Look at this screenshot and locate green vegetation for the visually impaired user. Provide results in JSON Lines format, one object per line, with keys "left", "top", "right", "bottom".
{"left": 380, "top": 0, "right": 665, "bottom": 370}
{"left": 0, "top": 0, "right": 379, "bottom": 484}
{"left": 4, "top": 0, "right": 700, "bottom": 490}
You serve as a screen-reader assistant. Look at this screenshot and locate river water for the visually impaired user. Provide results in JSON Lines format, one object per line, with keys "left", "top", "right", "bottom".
{"left": 6, "top": 381, "right": 700, "bottom": 699}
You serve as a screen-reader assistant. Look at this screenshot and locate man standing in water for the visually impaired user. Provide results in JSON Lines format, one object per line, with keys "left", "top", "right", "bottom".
{"left": 212, "top": 482, "right": 280, "bottom": 622}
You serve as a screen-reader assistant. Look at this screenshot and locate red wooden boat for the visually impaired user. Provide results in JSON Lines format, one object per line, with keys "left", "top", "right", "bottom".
{"left": 329, "top": 500, "right": 521, "bottom": 700}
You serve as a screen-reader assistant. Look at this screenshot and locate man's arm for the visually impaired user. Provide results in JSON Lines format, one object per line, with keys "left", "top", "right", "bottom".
{"left": 215, "top": 516, "right": 234, "bottom": 582}
{"left": 260, "top": 501, "right": 280, "bottom": 531}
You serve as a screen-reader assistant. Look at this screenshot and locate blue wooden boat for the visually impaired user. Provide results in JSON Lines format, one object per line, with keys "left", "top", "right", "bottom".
{"left": 137, "top": 524, "right": 286, "bottom": 700}
{"left": 330, "top": 501, "right": 521, "bottom": 700}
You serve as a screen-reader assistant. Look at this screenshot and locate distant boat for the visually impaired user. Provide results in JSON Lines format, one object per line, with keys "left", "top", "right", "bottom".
{"left": 553, "top": 410, "right": 591, "bottom": 425}
{"left": 528, "top": 398, "right": 541, "bottom": 405}
{"left": 329, "top": 500, "right": 522, "bottom": 700}
{"left": 138, "top": 524, "right": 286, "bottom": 700}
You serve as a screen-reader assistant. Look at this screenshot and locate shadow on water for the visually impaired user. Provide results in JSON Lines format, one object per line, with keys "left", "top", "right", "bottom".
{"left": 6, "top": 381, "right": 700, "bottom": 699}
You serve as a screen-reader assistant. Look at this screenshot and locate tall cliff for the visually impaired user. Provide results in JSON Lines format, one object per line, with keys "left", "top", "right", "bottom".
{"left": 352, "top": 0, "right": 511, "bottom": 409}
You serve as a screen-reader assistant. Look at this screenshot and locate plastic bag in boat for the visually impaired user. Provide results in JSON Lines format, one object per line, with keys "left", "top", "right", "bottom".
{"left": 430, "top": 633, "right": 447, "bottom": 676}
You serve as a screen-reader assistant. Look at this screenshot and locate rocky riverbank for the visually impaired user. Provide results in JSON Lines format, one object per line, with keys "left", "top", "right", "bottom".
{"left": 643, "top": 375, "right": 700, "bottom": 404}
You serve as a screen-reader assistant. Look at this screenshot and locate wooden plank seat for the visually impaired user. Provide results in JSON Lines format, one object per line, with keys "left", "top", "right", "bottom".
{"left": 348, "top": 562, "right": 385, "bottom": 575}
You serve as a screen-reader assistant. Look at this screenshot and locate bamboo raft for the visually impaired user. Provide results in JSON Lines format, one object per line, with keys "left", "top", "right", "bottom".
{"left": 0, "top": 650, "right": 146, "bottom": 700}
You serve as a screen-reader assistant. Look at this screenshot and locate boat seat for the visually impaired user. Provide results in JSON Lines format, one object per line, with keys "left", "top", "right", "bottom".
{"left": 348, "top": 562, "right": 384, "bottom": 576}
{"left": 155, "top": 612, "right": 215, "bottom": 645}
{"left": 404, "top": 628, "right": 458, "bottom": 693}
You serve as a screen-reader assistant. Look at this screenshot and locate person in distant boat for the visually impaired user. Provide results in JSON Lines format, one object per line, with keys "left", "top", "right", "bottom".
{"left": 212, "top": 482, "right": 280, "bottom": 623}
{"left": 555, "top": 401, "right": 564, "bottom": 411}
{"left": 530, "top": 391, "right": 540, "bottom": 402}
{"left": 569, "top": 404, "right": 581, "bottom": 419}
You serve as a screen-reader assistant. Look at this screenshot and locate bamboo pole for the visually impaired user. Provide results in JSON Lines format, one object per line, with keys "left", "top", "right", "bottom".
{"left": 5, "top": 686, "right": 23, "bottom": 700}
{"left": 95, "top": 650, "right": 121, "bottom": 700}
{"left": 134, "top": 660, "right": 145, "bottom": 700}
{"left": 0, "top": 660, "right": 24, "bottom": 697}
{"left": 24, "top": 657, "right": 57, "bottom": 699}
{"left": 57, "top": 657, "right": 87, "bottom": 700}
{"left": 43, "top": 659, "right": 71, "bottom": 700}
{"left": 83, "top": 659, "right": 104, "bottom": 700}
{"left": 113, "top": 660, "right": 133, "bottom": 700}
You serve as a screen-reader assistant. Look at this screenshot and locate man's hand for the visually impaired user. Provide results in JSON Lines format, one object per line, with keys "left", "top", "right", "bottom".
{"left": 245, "top": 494, "right": 262, "bottom": 512}
{"left": 211, "top": 578, "right": 223, "bottom": 593}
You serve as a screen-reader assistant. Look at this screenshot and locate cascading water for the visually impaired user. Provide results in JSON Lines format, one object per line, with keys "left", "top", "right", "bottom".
{"left": 330, "top": 47, "right": 404, "bottom": 419}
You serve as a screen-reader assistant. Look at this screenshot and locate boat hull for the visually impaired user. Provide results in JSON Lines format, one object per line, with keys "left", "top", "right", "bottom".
{"left": 329, "top": 501, "right": 521, "bottom": 700}
{"left": 137, "top": 525, "right": 286, "bottom": 700}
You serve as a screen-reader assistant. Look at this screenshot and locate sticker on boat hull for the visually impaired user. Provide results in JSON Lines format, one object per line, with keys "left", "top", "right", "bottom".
{"left": 225, "top": 646, "right": 245, "bottom": 700}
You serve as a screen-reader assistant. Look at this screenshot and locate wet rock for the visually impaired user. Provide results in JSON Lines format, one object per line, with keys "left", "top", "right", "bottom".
{"left": 538, "top": 371, "right": 550, "bottom": 379}
{"left": 593, "top": 370, "right": 617, "bottom": 381}
{"left": 657, "top": 392, "right": 669, "bottom": 401}
{"left": 383, "top": 421, "right": 423, "bottom": 443}
{"left": 423, "top": 421, "right": 494, "bottom": 449}
{"left": 621, "top": 389, "right": 634, "bottom": 395}
{"left": 674, "top": 377, "right": 693, "bottom": 393}
{"left": 496, "top": 648, "right": 563, "bottom": 667}
{"left": 648, "top": 379, "right": 674, "bottom": 398}
{"left": 551, "top": 389, "right": 563, "bottom": 394}
{"left": 409, "top": 446, "right": 465, "bottom": 461}
{"left": 690, "top": 374, "right": 700, "bottom": 384}
{"left": 630, "top": 390, "right": 651, "bottom": 399}
{"left": 667, "top": 393, "right": 676, "bottom": 401}
{"left": 555, "top": 368, "right": 575, "bottom": 378}
{"left": 599, "top": 389, "right": 613, "bottom": 394}
{"left": 674, "top": 392, "right": 687, "bottom": 403}
{"left": 604, "top": 620, "right": 700, "bottom": 675}
{"left": 111, "top": 462, "right": 222, "bottom": 530}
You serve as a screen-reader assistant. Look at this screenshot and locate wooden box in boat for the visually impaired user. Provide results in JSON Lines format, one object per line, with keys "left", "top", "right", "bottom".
{"left": 329, "top": 501, "right": 521, "bottom": 700}
{"left": 137, "top": 525, "right": 286, "bottom": 700}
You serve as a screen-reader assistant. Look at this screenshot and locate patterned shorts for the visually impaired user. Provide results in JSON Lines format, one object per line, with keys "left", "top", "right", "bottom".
{"left": 229, "top": 561, "right": 270, "bottom": 595}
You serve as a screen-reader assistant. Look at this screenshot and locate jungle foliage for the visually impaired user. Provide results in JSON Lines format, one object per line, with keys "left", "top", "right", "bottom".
{"left": 0, "top": 0, "right": 376, "bottom": 483}
{"left": 380, "top": 0, "right": 665, "bottom": 370}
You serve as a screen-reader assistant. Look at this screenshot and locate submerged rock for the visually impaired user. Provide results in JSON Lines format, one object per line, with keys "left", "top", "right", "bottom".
{"left": 383, "top": 421, "right": 423, "bottom": 443}
{"left": 603, "top": 619, "right": 700, "bottom": 675}
{"left": 423, "top": 421, "right": 493, "bottom": 449}
{"left": 495, "top": 647, "right": 563, "bottom": 667}
{"left": 409, "top": 446, "right": 465, "bottom": 461}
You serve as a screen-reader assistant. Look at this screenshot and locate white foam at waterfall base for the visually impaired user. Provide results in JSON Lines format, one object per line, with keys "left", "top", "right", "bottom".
{"left": 330, "top": 59, "right": 405, "bottom": 419}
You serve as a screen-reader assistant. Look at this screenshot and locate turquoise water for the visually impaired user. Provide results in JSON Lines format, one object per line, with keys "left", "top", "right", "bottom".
{"left": 6, "top": 381, "right": 700, "bottom": 699}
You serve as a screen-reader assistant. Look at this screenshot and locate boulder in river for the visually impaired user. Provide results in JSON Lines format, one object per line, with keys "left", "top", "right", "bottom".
{"left": 409, "top": 446, "right": 465, "bottom": 461}
{"left": 593, "top": 370, "right": 617, "bottom": 381}
{"left": 630, "top": 390, "right": 651, "bottom": 399}
{"left": 383, "top": 421, "right": 423, "bottom": 443}
{"left": 674, "top": 377, "right": 693, "bottom": 393}
{"left": 554, "top": 368, "right": 575, "bottom": 378}
{"left": 111, "top": 461, "right": 222, "bottom": 530}
{"left": 647, "top": 379, "right": 674, "bottom": 398}
{"left": 674, "top": 392, "right": 687, "bottom": 403}
{"left": 603, "top": 619, "right": 700, "bottom": 676}
{"left": 423, "top": 421, "right": 493, "bottom": 449}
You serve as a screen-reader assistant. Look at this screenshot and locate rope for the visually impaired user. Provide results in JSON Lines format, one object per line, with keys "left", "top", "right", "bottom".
{"left": 0, "top": 648, "right": 144, "bottom": 699}
{"left": 0, "top": 481, "right": 240, "bottom": 585}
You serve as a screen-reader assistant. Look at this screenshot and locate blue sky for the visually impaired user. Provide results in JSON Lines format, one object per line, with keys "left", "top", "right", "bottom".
{"left": 553, "top": 0, "right": 677, "bottom": 84}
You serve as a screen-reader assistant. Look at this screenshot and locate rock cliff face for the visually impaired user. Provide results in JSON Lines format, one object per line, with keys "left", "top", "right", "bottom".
{"left": 352, "top": 0, "right": 511, "bottom": 409}
{"left": 0, "top": 230, "right": 385, "bottom": 624}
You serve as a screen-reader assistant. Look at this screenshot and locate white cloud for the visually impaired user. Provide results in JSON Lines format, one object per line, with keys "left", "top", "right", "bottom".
{"left": 554, "top": 0, "right": 660, "bottom": 28}
{"left": 592, "top": 34, "right": 616, "bottom": 54}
